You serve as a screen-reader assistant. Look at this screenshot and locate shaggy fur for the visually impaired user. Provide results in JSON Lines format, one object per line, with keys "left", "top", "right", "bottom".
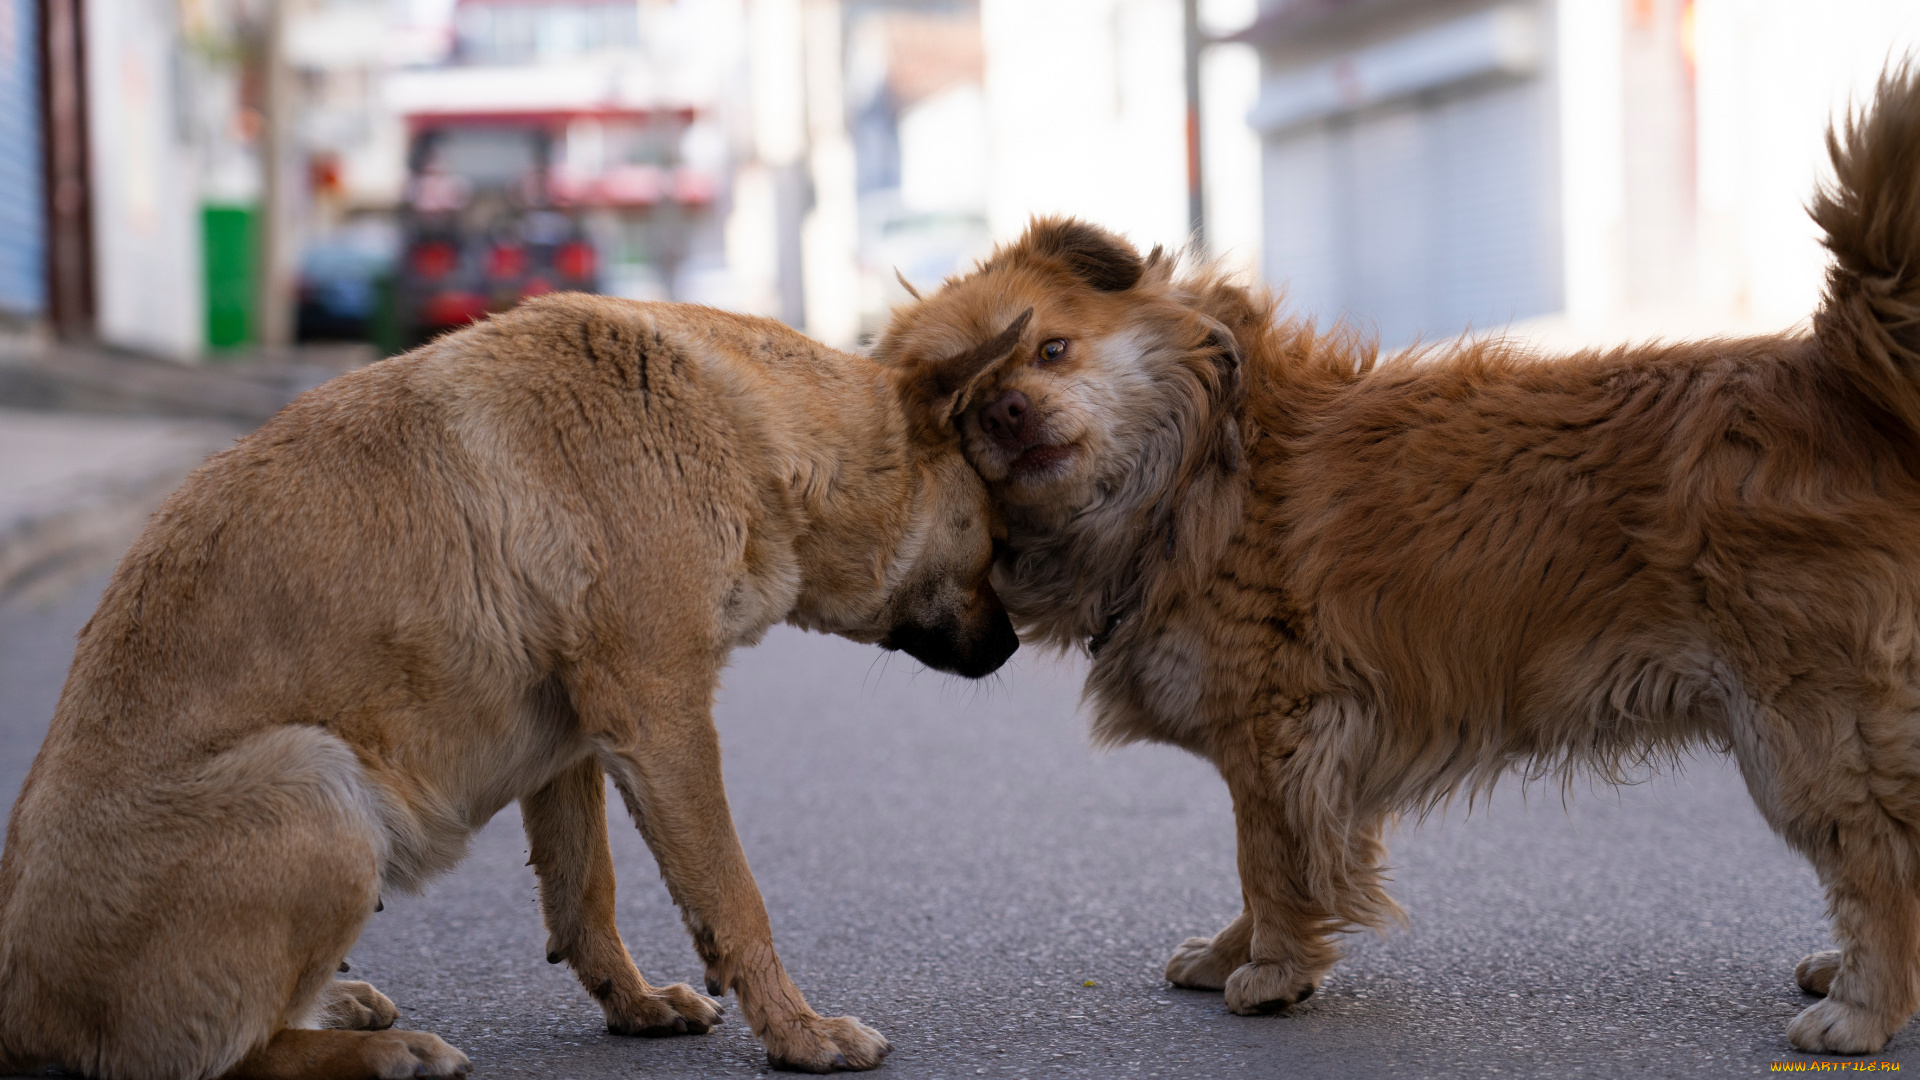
{"left": 0, "top": 295, "right": 1017, "bottom": 1079}
{"left": 874, "top": 69, "right": 1920, "bottom": 1055}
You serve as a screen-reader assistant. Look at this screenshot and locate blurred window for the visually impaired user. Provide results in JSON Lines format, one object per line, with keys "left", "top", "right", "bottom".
{"left": 453, "top": 1, "right": 642, "bottom": 65}
{"left": 422, "top": 128, "right": 542, "bottom": 189}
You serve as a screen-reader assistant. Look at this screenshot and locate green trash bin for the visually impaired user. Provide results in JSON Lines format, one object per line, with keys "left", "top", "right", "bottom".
{"left": 203, "top": 204, "right": 256, "bottom": 350}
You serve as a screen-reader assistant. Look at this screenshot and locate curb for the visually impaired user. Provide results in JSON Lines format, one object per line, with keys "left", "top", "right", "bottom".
{"left": 0, "top": 340, "right": 372, "bottom": 606}
{"left": 0, "top": 426, "right": 241, "bottom": 608}
{"left": 0, "top": 340, "right": 373, "bottom": 423}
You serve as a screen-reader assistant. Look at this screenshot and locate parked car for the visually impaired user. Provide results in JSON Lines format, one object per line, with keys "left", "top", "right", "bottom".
{"left": 297, "top": 218, "right": 399, "bottom": 344}
{"left": 396, "top": 109, "right": 714, "bottom": 346}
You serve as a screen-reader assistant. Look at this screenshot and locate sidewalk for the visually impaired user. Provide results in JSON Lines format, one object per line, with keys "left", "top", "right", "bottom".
{"left": 0, "top": 409, "right": 244, "bottom": 604}
{"left": 0, "top": 338, "right": 374, "bottom": 605}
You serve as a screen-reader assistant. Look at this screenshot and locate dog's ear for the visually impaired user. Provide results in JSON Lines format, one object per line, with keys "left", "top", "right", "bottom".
{"left": 1196, "top": 315, "right": 1245, "bottom": 474}
{"left": 904, "top": 308, "right": 1034, "bottom": 436}
{"left": 1026, "top": 218, "right": 1146, "bottom": 292}
{"left": 1197, "top": 315, "right": 1243, "bottom": 403}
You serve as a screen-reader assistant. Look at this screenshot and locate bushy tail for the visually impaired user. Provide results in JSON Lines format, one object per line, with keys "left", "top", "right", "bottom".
{"left": 1813, "top": 63, "right": 1920, "bottom": 431}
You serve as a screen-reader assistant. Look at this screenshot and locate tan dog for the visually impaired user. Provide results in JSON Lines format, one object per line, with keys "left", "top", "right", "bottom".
{"left": 875, "top": 70, "right": 1920, "bottom": 1055}
{"left": 0, "top": 294, "right": 1018, "bottom": 1079}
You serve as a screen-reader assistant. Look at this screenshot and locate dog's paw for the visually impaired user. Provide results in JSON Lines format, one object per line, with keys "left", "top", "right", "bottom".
{"left": 1224, "top": 961, "right": 1321, "bottom": 1016}
{"left": 763, "top": 1014, "right": 891, "bottom": 1073}
{"left": 604, "top": 981, "right": 724, "bottom": 1036}
{"left": 1166, "top": 935, "right": 1246, "bottom": 991}
{"left": 360, "top": 1030, "right": 471, "bottom": 1079}
{"left": 1787, "top": 996, "right": 1897, "bottom": 1054}
{"left": 1796, "top": 950, "right": 1842, "bottom": 997}
{"left": 312, "top": 979, "right": 399, "bottom": 1030}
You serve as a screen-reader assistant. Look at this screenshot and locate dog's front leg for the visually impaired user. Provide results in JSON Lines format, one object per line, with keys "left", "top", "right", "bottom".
{"left": 1217, "top": 750, "right": 1346, "bottom": 1014}
{"left": 573, "top": 665, "right": 889, "bottom": 1073}
{"left": 522, "top": 756, "right": 724, "bottom": 1037}
{"left": 1164, "top": 907, "right": 1254, "bottom": 991}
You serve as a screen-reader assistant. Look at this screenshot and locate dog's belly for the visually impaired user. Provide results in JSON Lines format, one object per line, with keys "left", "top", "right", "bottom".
{"left": 353, "top": 675, "right": 596, "bottom": 892}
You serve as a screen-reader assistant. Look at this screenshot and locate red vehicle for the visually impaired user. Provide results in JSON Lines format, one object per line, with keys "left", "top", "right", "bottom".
{"left": 398, "top": 107, "right": 716, "bottom": 345}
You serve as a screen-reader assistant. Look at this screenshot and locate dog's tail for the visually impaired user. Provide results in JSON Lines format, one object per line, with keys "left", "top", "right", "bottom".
{"left": 1813, "top": 63, "right": 1920, "bottom": 432}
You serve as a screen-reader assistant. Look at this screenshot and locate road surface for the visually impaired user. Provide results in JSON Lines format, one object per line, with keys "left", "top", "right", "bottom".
{"left": 0, "top": 576, "right": 1905, "bottom": 1078}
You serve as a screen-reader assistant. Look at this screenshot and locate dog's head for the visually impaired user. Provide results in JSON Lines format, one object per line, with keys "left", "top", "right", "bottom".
{"left": 876, "top": 218, "right": 1249, "bottom": 514}
{"left": 870, "top": 362, "right": 1023, "bottom": 679}
{"left": 873, "top": 218, "right": 1257, "bottom": 643}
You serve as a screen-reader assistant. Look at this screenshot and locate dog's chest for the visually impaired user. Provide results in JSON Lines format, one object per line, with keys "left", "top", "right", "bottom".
{"left": 1091, "top": 616, "right": 1215, "bottom": 747}
{"left": 1091, "top": 579, "right": 1313, "bottom": 749}
{"left": 720, "top": 534, "right": 805, "bottom": 647}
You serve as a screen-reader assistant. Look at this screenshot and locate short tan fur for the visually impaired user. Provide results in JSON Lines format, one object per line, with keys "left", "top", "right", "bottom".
{"left": 0, "top": 295, "right": 1017, "bottom": 1078}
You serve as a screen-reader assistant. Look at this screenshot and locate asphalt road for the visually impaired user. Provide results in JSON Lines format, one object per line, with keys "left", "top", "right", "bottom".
{"left": 1, "top": 575, "right": 1910, "bottom": 1079}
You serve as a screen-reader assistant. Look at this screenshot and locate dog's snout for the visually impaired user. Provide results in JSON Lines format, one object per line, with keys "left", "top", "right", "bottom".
{"left": 982, "top": 390, "right": 1031, "bottom": 442}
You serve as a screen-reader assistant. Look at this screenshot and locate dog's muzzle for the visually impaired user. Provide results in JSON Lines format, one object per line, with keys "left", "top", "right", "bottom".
{"left": 881, "top": 606, "right": 1019, "bottom": 679}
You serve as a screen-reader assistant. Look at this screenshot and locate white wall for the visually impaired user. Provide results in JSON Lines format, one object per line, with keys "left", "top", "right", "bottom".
{"left": 1554, "top": 0, "right": 1624, "bottom": 330}
{"left": 1692, "top": 0, "right": 1920, "bottom": 331}
{"left": 800, "top": 0, "right": 860, "bottom": 348}
{"left": 1200, "top": 0, "right": 1262, "bottom": 276}
{"left": 87, "top": 0, "right": 203, "bottom": 358}
{"left": 980, "top": 0, "right": 1191, "bottom": 253}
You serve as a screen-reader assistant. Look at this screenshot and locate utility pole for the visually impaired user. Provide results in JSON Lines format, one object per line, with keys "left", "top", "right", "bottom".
{"left": 38, "top": 0, "right": 94, "bottom": 340}
{"left": 1183, "top": 0, "right": 1205, "bottom": 257}
{"left": 256, "top": 0, "right": 297, "bottom": 347}
{"left": 748, "top": 0, "right": 810, "bottom": 331}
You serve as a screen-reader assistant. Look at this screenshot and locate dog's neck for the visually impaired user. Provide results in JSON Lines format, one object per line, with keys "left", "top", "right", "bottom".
{"left": 698, "top": 349, "right": 930, "bottom": 642}
{"left": 995, "top": 313, "right": 1347, "bottom": 714}
{"left": 787, "top": 406, "right": 933, "bottom": 640}
{"left": 996, "top": 431, "right": 1247, "bottom": 658}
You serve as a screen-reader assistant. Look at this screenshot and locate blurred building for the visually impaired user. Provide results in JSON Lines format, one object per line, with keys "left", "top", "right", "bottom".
{"left": 982, "top": 0, "right": 1193, "bottom": 255}
{"left": 371, "top": 0, "right": 740, "bottom": 343}
{"left": 17, "top": 0, "right": 1916, "bottom": 362}
{"left": 0, "top": 0, "right": 44, "bottom": 330}
{"left": 59, "top": 0, "right": 209, "bottom": 358}
{"left": 844, "top": 3, "right": 991, "bottom": 332}
{"left": 1238, "top": 0, "right": 1920, "bottom": 349}
{"left": 842, "top": 0, "right": 1248, "bottom": 333}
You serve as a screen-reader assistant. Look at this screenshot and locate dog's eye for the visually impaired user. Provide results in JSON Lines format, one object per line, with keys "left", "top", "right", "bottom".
{"left": 1038, "top": 339, "right": 1068, "bottom": 363}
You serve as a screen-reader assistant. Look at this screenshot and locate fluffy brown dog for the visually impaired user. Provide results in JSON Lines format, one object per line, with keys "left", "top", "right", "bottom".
{"left": 0, "top": 294, "right": 1018, "bottom": 1079}
{"left": 875, "top": 70, "right": 1920, "bottom": 1055}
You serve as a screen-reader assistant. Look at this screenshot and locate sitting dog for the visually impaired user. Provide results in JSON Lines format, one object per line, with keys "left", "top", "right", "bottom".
{"left": 0, "top": 294, "right": 1018, "bottom": 1078}
{"left": 874, "top": 69, "right": 1920, "bottom": 1054}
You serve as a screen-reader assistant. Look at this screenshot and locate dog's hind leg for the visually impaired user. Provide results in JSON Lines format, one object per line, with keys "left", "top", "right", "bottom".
{"left": 1785, "top": 845, "right": 1920, "bottom": 1054}
{"left": 0, "top": 727, "right": 451, "bottom": 1078}
{"left": 522, "top": 755, "right": 724, "bottom": 1037}
{"left": 302, "top": 979, "right": 399, "bottom": 1031}
{"left": 1741, "top": 696, "right": 1920, "bottom": 1054}
{"left": 222, "top": 1029, "right": 468, "bottom": 1080}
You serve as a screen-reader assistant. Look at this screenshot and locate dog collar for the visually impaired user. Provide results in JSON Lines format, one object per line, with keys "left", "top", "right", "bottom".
{"left": 1085, "top": 518, "right": 1174, "bottom": 657}
{"left": 1087, "top": 606, "right": 1127, "bottom": 657}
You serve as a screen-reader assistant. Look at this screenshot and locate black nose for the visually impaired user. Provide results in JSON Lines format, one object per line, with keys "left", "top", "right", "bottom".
{"left": 880, "top": 609, "right": 1019, "bottom": 679}
{"left": 980, "top": 390, "right": 1030, "bottom": 442}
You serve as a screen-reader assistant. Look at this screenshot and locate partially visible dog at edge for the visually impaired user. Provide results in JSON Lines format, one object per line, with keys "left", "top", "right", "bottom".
{"left": 0, "top": 295, "right": 1019, "bottom": 1078}
{"left": 875, "top": 68, "right": 1920, "bottom": 1054}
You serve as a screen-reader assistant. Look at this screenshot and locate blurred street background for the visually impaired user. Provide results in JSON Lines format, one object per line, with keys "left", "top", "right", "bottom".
{"left": 8, "top": 1, "right": 1920, "bottom": 1077}
{"left": 5, "top": 0, "right": 1920, "bottom": 364}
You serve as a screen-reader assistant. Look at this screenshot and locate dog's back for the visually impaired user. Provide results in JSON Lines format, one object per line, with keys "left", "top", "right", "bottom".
{"left": 1244, "top": 69, "right": 1920, "bottom": 789}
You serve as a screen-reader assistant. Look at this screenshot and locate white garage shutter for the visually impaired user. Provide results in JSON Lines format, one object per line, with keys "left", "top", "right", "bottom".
{"left": 0, "top": 0, "right": 45, "bottom": 320}
{"left": 1261, "top": 75, "right": 1560, "bottom": 349}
